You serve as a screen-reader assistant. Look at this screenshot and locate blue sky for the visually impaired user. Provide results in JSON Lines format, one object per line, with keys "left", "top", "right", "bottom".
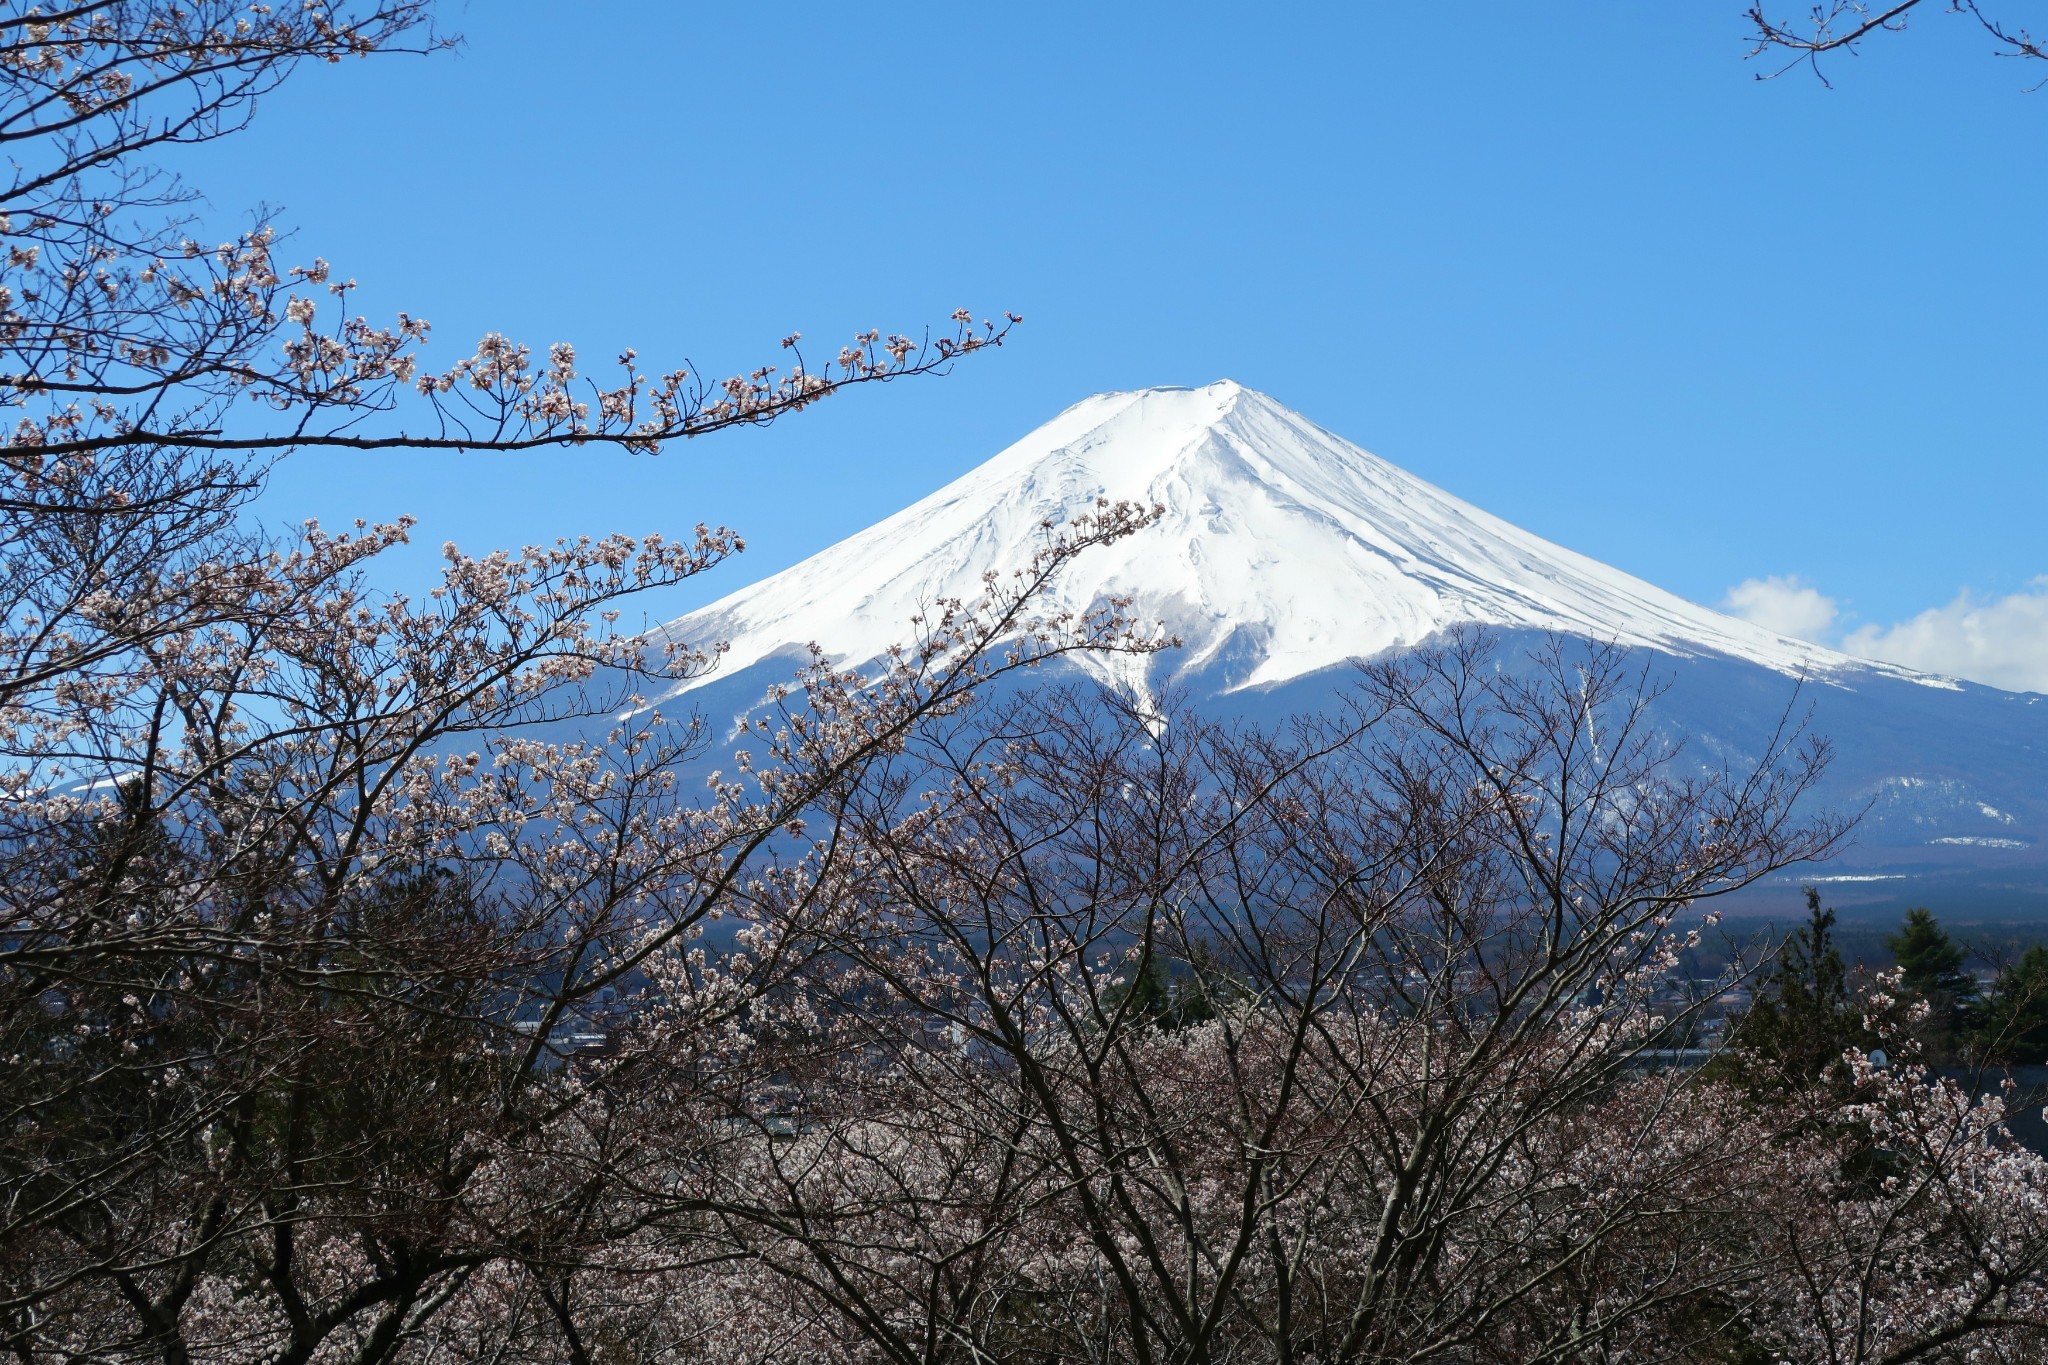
{"left": 193, "top": 3, "right": 2045, "bottom": 684}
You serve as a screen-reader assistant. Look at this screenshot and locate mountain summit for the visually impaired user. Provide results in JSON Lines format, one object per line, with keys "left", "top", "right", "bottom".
{"left": 655, "top": 380, "right": 1915, "bottom": 698}
{"left": 637, "top": 381, "right": 2045, "bottom": 909}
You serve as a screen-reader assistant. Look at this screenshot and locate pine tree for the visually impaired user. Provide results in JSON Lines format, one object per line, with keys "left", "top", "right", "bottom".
{"left": 1103, "top": 942, "right": 1225, "bottom": 1033}
{"left": 1972, "top": 944, "right": 2048, "bottom": 1065}
{"left": 1889, "top": 908, "right": 1973, "bottom": 1000}
{"left": 1886, "top": 907, "right": 1976, "bottom": 1056}
{"left": 1732, "top": 888, "right": 1869, "bottom": 1088}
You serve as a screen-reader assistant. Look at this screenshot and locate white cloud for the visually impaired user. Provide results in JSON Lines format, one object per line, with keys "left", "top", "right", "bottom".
{"left": 1840, "top": 578, "right": 2048, "bottom": 695}
{"left": 1721, "top": 571, "right": 2048, "bottom": 694}
{"left": 1719, "top": 575, "right": 1840, "bottom": 642}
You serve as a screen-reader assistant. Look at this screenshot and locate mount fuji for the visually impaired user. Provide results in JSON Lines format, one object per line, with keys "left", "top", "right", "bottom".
{"left": 637, "top": 381, "right": 2048, "bottom": 914}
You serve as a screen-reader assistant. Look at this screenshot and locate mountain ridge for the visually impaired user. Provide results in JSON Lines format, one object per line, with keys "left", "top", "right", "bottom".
{"left": 641, "top": 379, "right": 1948, "bottom": 706}
{"left": 610, "top": 380, "right": 2044, "bottom": 912}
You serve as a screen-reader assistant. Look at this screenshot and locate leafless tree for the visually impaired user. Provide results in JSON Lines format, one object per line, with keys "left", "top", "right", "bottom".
{"left": 1747, "top": 1, "right": 2047, "bottom": 85}
{"left": 578, "top": 636, "right": 2047, "bottom": 1365}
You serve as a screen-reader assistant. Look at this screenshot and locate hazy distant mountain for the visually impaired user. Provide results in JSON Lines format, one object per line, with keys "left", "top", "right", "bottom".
{"left": 636, "top": 381, "right": 2047, "bottom": 916}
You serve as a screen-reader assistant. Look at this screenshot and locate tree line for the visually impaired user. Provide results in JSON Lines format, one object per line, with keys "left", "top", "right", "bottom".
{"left": 1734, "top": 894, "right": 2048, "bottom": 1086}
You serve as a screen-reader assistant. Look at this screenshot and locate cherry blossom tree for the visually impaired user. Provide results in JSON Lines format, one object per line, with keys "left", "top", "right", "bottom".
{"left": 662, "top": 636, "right": 1819, "bottom": 1363}
{"left": 609, "top": 636, "right": 2048, "bottom": 1365}
{"left": 0, "top": 5, "right": 1065, "bottom": 1361}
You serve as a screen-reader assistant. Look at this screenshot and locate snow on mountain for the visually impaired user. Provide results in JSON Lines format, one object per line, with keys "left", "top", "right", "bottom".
{"left": 620, "top": 379, "right": 2046, "bottom": 910}
{"left": 646, "top": 380, "right": 1923, "bottom": 701}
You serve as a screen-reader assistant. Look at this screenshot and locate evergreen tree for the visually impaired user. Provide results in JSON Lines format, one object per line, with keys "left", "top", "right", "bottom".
{"left": 1972, "top": 944, "right": 2048, "bottom": 1066}
{"left": 1103, "top": 943, "right": 1224, "bottom": 1033}
{"left": 1731, "top": 888, "right": 1870, "bottom": 1088}
{"left": 1886, "top": 907, "right": 1976, "bottom": 1056}
{"left": 1888, "top": 908, "right": 1973, "bottom": 1000}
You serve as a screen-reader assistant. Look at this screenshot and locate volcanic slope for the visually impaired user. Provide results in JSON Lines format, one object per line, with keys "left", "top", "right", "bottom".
{"left": 640, "top": 380, "right": 2047, "bottom": 910}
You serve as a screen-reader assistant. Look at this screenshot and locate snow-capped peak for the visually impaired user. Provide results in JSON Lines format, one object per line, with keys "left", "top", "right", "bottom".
{"left": 646, "top": 380, "right": 1905, "bottom": 701}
